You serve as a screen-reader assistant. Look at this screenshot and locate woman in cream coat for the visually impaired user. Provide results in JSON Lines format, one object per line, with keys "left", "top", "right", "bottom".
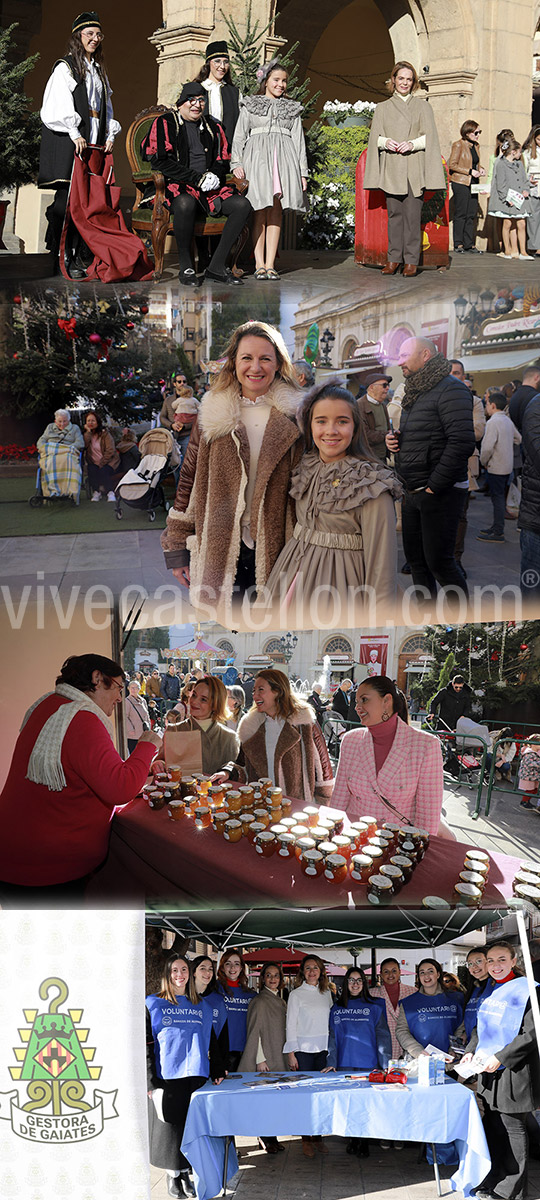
{"left": 332, "top": 676, "right": 452, "bottom": 837}
{"left": 363, "top": 61, "right": 445, "bottom": 276}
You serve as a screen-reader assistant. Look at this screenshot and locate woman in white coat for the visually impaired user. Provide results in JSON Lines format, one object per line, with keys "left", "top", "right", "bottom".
{"left": 332, "top": 676, "right": 452, "bottom": 838}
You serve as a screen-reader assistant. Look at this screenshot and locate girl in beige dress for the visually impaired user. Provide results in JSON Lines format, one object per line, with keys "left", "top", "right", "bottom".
{"left": 264, "top": 382, "right": 401, "bottom": 626}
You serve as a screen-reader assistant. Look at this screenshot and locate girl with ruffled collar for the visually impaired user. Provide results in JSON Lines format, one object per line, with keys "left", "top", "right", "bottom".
{"left": 230, "top": 60, "right": 308, "bottom": 280}
{"left": 264, "top": 381, "right": 402, "bottom": 625}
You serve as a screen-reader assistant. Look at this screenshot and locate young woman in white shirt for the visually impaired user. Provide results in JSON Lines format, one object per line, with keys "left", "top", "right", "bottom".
{"left": 283, "top": 955, "right": 334, "bottom": 1157}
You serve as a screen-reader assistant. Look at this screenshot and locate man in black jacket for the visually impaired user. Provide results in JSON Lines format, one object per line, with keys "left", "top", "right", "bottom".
{"left": 518, "top": 394, "right": 540, "bottom": 601}
{"left": 331, "top": 679, "right": 354, "bottom": 721}
{"left": 508, "top": 363, "right": 540, "bottom": 432}
{"left": 386, "top": 337, "right": 475, "bottom": 601}
{"left": 143, "top": 81, "right": 251, "bottom": 286}
{"left": 429, "top": 675, "right": 473, "bottom": 730}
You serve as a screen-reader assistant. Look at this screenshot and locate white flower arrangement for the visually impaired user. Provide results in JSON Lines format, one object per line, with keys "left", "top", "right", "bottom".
{"left": 323, "top": 99, "right": 377, "bottom": 116}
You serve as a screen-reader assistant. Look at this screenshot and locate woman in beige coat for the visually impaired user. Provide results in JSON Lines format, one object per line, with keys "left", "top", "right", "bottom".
{"left": 363, "top": 61, "right": 445, "bottom": 276}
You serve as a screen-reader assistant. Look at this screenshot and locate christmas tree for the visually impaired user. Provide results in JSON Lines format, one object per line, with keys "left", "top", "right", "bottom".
{"left": 415, "top": 622, "right": 540, "bottom": 712}
{"left": 2, "top": 287, "right": 180, "bottom": 423}
{"left": 0, "top": 25, "right": 41, "bottom": 191}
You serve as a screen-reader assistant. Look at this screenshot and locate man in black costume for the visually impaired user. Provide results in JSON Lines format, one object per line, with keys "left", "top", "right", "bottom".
{"left": 143, "top": 81, "right": 251, "bottom": 286}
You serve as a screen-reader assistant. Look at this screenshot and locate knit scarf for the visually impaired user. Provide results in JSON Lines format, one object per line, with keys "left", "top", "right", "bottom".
{"left": 21, "top": 683, "right": 114, "bottom": 792}
{"left": 402, "top": 353, "right": 452, "bottom": 409}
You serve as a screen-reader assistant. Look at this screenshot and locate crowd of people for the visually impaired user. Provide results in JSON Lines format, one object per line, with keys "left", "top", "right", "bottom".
{"left": 146, "top": 940, "right": 540, "bottom": 1197}
{"left": 37, "top": 14, "right": 540, "bottom": 281}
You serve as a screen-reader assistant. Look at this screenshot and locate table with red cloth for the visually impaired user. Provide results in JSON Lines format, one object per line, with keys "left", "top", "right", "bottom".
{"left": 89, "top": 798, "right": 523, "bottom": 905}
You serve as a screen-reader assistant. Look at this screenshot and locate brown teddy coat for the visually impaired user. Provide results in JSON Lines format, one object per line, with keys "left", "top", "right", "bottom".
{"left": 235, "top": 701, "right": 334, "bottom": 804}
{"left": 161, "top": 379, "right": 303, "bottom": 610}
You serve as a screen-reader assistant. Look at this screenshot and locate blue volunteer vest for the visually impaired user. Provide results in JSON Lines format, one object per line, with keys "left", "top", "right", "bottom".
{"left": 330, "top": 997, "right": 389, "bottom": 1069}
{"left": 476, "top": 977, "right": 533, "bottom": 1060}
{"left": 202, "top": 991, "right": 228, "bottom": 1037}
{"left": 146, "top": 993, "right": 213, "bottom": 1079}
{"left": 400, "top": 990, "right": 462, "bottom": 1052}
{"left": 464, "top": 979, "right": 495, "bottom": 1040}
{"left": 218, "top": 985, "right": 253, "bottom": 1051}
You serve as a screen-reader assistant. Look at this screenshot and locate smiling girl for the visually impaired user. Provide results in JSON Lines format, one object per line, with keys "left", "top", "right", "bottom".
{"left": 461, "top": 941, "right": 540, "bottom": 1200}
{"left": 264, "top": 381, "right": 401, "bottom": 623}
{"left": 231, "top": 60, "right": 308, "bottom": 279}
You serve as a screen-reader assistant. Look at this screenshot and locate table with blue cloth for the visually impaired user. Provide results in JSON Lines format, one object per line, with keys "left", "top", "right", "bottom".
{"left": 181, "top": 1072, "right": 490, "bottom": 1200}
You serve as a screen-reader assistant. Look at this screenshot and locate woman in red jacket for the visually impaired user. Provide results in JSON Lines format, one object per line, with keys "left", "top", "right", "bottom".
{"left": 0, "top": 653, "right": 161, "bottom": 904}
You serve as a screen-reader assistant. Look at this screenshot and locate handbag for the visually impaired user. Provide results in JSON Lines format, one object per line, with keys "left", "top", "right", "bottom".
{"left": 163, "top": 717, "right": 203, "bottom": 775}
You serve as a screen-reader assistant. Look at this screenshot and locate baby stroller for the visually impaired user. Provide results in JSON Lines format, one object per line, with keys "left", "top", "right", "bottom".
{"left": 114, "top": 428, "right": 179, "bottom": 522}
{"left": 429, "top": 715, "right": 488, "bottom": 785}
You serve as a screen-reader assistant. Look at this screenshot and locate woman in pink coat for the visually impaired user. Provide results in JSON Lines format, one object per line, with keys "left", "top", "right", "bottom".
{"left": 332, "top": 677, "right": 452, "bottom": 837}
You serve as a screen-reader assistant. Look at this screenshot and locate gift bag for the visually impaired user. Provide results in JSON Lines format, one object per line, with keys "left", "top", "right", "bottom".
{"left": 506, "top": 479, "right": 521, "bottom": 518}
{"left": 163, "top": 726, "right": 203, "bottom": 775}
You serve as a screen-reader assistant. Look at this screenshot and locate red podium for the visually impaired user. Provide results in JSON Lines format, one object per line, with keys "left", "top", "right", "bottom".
{"left": 355, "top": 149, "right": 450, "bottom": 268}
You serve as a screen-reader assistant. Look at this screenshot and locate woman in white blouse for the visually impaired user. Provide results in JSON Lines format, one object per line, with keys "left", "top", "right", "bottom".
{"left": 38, "top": 11, "right": 121, "bottom": 276}
{"left": 284, "top": 955, "right": 334, "bottom": 1157}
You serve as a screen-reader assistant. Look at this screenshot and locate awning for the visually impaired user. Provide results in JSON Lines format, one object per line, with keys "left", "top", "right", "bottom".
{"left": 460, "top": 348, "right": 540, "bottom": 372}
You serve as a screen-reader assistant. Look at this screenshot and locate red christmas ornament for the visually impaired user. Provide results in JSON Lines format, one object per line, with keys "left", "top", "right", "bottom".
{"left": 13, "top": 295, "right": 21, "bottom": 304}
{"left": 490, "top": 652, "right": 499, "bottom": 662}
{"left": 159, "top": 378, "right": 165, "bottom": 385}
{"left": 13, "top": 352, "right": 18, "bottom": 358}
{"left": 89, "top": 332, "right": 102, "bottom": 344}
{"left": 520, "top": 643, "right": 529, "bottom": 651}
{"left": 140, "top": 305, "right": 149, "bottom": 315}
{"left": 126, "top": 321, "right": 135, "bottom": 329}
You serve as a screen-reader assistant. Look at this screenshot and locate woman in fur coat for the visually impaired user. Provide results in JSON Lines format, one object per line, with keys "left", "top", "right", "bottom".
{"left": 161, "top": 321, "right": 303, "bottom": 618}
{"left": 219, "top": 669, "right": 333, "bottom": 805}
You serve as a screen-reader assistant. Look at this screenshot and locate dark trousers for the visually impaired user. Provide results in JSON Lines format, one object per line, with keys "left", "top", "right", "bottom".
{"left": 87, "top": 461, "right": 117, "bottom": 493}
{"left": 234, "top": 541, "right": 256, "bottom": 594}
{"left": 170, "top": 191, "right": 251, "bottom": 273}
{"left": 386, "top": 186, "right": 423, "bottom": 264}
{"left": 481, "top": 1105, "right": 529, "bottom": 1200}
{"left": 452, "top": 182, "right": 478, "bottom": 249}
{"left": 487, "top": 471, "right": 509, "bottom": 536}
{"left": 402, "top": 486, "right": 469, "bottom": 599}
{"left": 454, "top": 492, "right": 470, "bottom": 561}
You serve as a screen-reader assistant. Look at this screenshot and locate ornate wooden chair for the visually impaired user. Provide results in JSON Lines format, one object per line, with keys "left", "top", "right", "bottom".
{"left": 125, "top": 106, "right": 249, "bottom": 279}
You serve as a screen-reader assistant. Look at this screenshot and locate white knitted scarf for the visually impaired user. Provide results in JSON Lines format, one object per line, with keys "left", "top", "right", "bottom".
{"left": 21, "top": 683, "right": 114, "bottom": 792}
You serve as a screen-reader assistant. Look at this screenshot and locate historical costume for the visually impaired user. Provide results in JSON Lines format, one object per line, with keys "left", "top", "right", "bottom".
{"left": 231, "top": 95, "right": 308, "bottom": 213}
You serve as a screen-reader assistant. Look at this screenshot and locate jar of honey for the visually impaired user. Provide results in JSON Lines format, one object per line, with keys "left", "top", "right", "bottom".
{"left": 239, "top": 785, "right": 255, "bottom": 807}
{"left": 254, "top": 830, "right": 277, "bottom": 857}
{"left": 270, "top": 823, "right": 287, "bottom": 838}
{"left": 290, "top": 823, "right": 310, "bottom": 841}
{"left": 277, "top": 832, "right": 296, "bottom": 858}
{"left": 240, "top": 812, "right": 256, "bottom": 836}
{"left": 146, "top": 790, "right": 166, "bottom": 810}
{"left": 303, "top": 806, "right": 319, "bottom": 828}
{"left": 389, "top": 854, "right": 414, "bottom": 883}
{"left": 295, "top": 836, "right": 316, "bottom": 859}
{"left": 454, "top": 881, "right": 482, "bottom": 907}
{"left": 246, "top": 821, "right": 266, "bottom": 844}
{"left": 253, "top": 808, "right": 270, "bottom": 828}
{"left": 300, "top": 848, "right": 324, "bottom": 877}
{"left": 198, "top": 776, "right": 211, "bottom": 795}
{"left": 317, "top": 841, "right": 338, "bottom": 862}
{"left": 367, "top": 874, "right": 394, "bottom": 905}
{"left": 348, "top": 821, "right": 369, "bottom": 850}
{"left": 194, "top": 806, "right": 211, "bottom": 829}
{"left": 223, "top": 818, "right": 243, "bottom": 843}
{"left": 183, "top": 794, "right": 199, "bottom": 817}
{"left": 167, "top": 800, "right": 185, "bottom": 821}
{"left": 268, "top": 787, "right": 283, "bottom": 807}
{"left": 281, "top": 797, "right": 293, "bottom": 817}
{"left": 324, "top": 809, "right": 345, "bottom": 836}
{"left": 180, "top": 777, "right": 198, "bottom": 800}
{"left": 169, "top": 765, "right": 182, "bottom": 782}
{"left": 258, "top": 778, "right": 273, "bottom": 797}
{"left": 207, "top": 785, "right": 224, "bottom": 809}
{"left": 361, "top": 815, "right": 378, "bottom": 837}
{"left": 349, "top": 854, "right": 373, "bottom": 883}
{"left": 324, "top": 854, "right": 348, "bottom": 884}
{"left": 380, "top": 863, "right": 404, "bottom": 893}
{"left": 227, "top": 791, "right": 243, "bottom": 813}
{"left": 213, "top": 811, "right": 229, "bottom": 836}
{"left": 459, "top": 869, "right": 485, "bottom": 891}
{"left": 333, "top": 834, "right": 353, "bottom": 860}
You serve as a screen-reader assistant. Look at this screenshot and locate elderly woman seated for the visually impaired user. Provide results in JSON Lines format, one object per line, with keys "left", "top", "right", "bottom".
{"left": 36, "top": 409, "right": 84, "bottom": 502}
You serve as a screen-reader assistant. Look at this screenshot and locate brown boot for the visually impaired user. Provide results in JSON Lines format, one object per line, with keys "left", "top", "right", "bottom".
{"left": 302, "top": 1137, "right": 315, "bottom": 1157}
{"left": 403, "top": 264, "right": 418, "bottom": 277}
{"left": 381, "top": 261, "right": 401, "bottom": 275}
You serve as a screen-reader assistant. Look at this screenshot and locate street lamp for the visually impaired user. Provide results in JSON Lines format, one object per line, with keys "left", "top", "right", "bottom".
{"left": 320, "top": 327, "right": 335, "bottom": 366}
{"left": 453, "top": 288, "right": 496, "bottom": 337}
{"left": 278, "top": 632, "right": 298, "bottom": 666}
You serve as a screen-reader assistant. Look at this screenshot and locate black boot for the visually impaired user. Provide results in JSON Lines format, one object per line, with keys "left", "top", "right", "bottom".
{"left": 166, "top": 1177, "right": 183, "bottom": 1199}
{"left": 178, "top": 1170, "right": 196, "bottom": 1198}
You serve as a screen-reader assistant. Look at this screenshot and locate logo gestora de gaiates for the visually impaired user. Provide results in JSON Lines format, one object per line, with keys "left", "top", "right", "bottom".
{"left": 0, "top": 977, "right": 118, "bottom": 1143}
